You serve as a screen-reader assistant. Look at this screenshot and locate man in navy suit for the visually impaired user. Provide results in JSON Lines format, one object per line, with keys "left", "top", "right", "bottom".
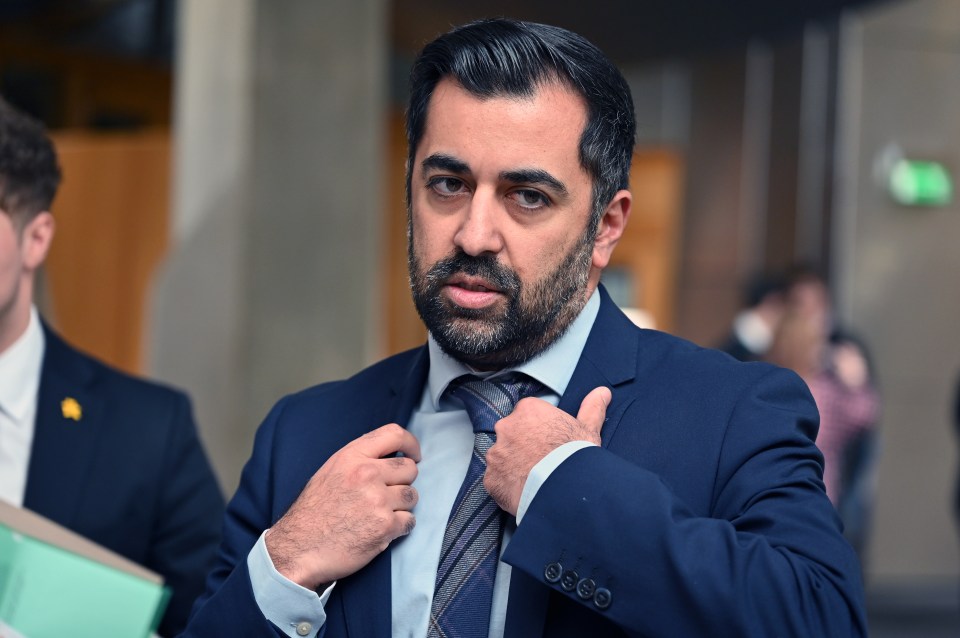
{"left": 0, "top": 97, "right": 224, "bottom": 636}
{"left": 185, "top": 19, "right": 866, "bottom": 637}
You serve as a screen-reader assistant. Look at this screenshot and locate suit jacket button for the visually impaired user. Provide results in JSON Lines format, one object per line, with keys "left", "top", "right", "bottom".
{"left": 544, "top": 562, "right": 563, "bottom": 583}
{"left": 576, "top": 577, "right": 597, "bottom": 600}
{"left": 594, "top": 587, "right": 613, "bottom": 610}
{"left": 560, "top": 569, "right": 579, "bottom": 592}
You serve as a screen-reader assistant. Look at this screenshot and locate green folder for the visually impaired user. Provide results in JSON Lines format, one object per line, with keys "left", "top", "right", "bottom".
{"left": 0, "top": 501, "right": 169, "bottom": 638}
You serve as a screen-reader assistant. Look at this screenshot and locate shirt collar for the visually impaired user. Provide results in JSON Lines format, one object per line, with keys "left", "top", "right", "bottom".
{"left": 0, "top": 306, "right": 46, "bottom": 421}
{"left": 733, "top": 309, "right": 774, "bottom": 355}
{"left": 425, "top": 288, "right": 601, "bottom": 409}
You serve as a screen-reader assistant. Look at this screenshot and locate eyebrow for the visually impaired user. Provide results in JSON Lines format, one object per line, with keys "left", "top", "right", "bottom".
{"left": 499, "top": 168, "right": 568, "bottom": 196}
{"left": 420, "top": 153, "right": 569, "bottom": 197}
{"left": 421, "top": 153, "right": 469, "bottom": 175}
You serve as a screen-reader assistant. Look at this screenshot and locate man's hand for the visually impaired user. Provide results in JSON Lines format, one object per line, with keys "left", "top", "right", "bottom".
{"left": 265, "top": 423, "right": 421, "bottom": 590}
{"left": 485, "top": 386, "right": 610, "bottom": 516}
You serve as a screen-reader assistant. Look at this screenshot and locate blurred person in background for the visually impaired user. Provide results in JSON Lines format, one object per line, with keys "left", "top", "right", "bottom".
{"left": 718, "top": 271, "right": 788, "bottom": 362}
{"left": 0, "top": 96, "right": 224, "bottom": 636}
{"left": 766, "top": 265, "right": 881, "bottom": 565}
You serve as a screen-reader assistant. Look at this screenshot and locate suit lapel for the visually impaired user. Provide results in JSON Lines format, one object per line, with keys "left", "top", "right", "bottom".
{"left": 505, "top": 288, "right": 640, "bottom": 637}
{"left": 557, "top": 287, "right": 639, "bottom": 446}
{"left": 336, "top": 346, "right": 429, "bottom": 637}
{"left": 336, "top": 293, "right": 642, "bottom": 637}
{"left": 23, "top": 326, "right": 104, "bottom": 529}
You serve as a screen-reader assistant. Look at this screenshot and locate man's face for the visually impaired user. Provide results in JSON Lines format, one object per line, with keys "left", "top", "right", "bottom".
{"left": 789, "top": 278, "right": 831, "bottom": 333}
{"left": 0, "top": 211, "right": 26, "bottom": 334}
{"left": 0, "top": 208, "right": 53, "bottom": 352}
{"left": 407, "top": 79, "right": 602, "bottom": 370}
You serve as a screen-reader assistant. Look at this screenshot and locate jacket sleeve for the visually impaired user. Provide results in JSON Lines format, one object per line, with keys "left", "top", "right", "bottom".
{"left": 503, "top": 366, "right": 866, "bottom": 637}
{"left": 179, "top": 399, "right": 291, "bottom": 637}
{"left": 148, "top": 392, "right": 226, "bottom": 638}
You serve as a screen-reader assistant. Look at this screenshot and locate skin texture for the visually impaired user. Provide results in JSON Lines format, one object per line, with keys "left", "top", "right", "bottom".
{"left": 486, "top": 386, "right": 610, "bottom": 515}
{"left": 266, "top": 79, "right": 630, "bottom": 589}
{"left": 266, "top": 424, "right": 422, "bottom": 590}
{"left": 0, "top": 210, "right": 54, "bottom": 354}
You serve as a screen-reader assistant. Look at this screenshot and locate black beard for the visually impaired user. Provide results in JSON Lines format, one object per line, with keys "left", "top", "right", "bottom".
{"left": 408, "top": 229, "right": 595, "bottom": 370}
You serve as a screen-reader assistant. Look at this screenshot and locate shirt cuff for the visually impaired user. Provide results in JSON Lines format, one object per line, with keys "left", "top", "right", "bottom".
{"left": 516, "top": 440, "right": 597, "bottom": 524}
{"left": 248, "top": 530, "right": 334, "bottom": 637}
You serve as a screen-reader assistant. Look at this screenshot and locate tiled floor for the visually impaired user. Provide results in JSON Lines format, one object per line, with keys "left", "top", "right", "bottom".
{"left": 868, "top": 608, "right": 959, "bottom": 637}
{"left": 867, "top": 582, "right": 960, "bottom": 637}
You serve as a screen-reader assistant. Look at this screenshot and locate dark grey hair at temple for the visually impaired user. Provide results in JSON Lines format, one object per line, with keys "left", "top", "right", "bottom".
{"left": 405, "top": 18, "right": 637, "bottom": 226}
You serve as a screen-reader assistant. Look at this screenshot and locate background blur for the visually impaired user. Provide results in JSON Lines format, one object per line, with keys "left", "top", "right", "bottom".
{"left": 3, "top": 0, "right": 958, "bottom": 633}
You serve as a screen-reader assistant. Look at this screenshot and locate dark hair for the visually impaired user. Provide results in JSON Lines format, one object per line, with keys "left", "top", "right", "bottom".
{"left": 744, "top": 272, "right": 787, "bottom": 308}
{"left": 785, "top": 262, "right": 827, "bottom": 289}
{"left": 0, "top": 97, "right": 62, "bottom": 227}
{"left": 406, "top": 18, "right": 636, "bottom": 224}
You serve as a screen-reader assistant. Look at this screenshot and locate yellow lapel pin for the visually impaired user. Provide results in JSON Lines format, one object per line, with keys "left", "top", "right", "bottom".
{"left": 61, "top": 397, "right": 83, "bottom": 421}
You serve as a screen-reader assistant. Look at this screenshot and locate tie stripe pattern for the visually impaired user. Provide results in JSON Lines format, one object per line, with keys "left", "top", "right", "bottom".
{"left": 427, "top": 373, "right": 543, "bottom": 638}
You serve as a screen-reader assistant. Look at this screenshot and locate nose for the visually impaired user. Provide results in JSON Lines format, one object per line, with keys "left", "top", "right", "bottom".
{"left": 453, "top": 188, "right": 504, "bottom": 256}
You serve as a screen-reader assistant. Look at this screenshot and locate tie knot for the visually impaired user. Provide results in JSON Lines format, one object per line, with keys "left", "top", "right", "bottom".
{"left": 445, "top": 373, "right": 544, "bottom": 434}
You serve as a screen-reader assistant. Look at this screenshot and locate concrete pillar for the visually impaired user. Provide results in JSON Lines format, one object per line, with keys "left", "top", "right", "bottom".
{"left": 150, "top": 0, "right": 387, "bottom": 493}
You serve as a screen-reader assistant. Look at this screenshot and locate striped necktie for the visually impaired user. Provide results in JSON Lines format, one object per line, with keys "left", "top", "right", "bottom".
{"left": 428, "top": 373, "right": 544, "bottom": 638}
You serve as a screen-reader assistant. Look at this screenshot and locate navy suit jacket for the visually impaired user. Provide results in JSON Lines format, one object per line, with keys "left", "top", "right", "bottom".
{"left": 24, "top": 325, "right": 225, "bottom": 637}
{"left": 185, "top": 288, "right": 866, "bottom": 637}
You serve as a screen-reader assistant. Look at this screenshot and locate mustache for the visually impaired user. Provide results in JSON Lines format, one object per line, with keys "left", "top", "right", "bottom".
{"left": 424, "top": 251, "right": 521, "bottom": 293}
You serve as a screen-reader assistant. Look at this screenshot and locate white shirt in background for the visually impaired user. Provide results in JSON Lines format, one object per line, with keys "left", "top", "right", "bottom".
{"left": 0, "top": 306, "right": 45, "bottom": 506}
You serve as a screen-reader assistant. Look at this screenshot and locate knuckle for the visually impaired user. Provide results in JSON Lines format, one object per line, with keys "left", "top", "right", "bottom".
{"left": 407, "top": 459, "right": 419, "bottom": 478}
{"left": 351, "top": 463, "right": 379, "bottom": 483}
{"left": 402, "top": 486, "right": 418, "bottom": 506}
{"left": 372, "top": 510, "right": 391, "bottom": 530}
{"left": 382, "top": 423, "right": 405, "bottom": 437}
{"left": 369, "top": 491, "right": 388, "bottom": 510}
{"left": 482, "top": 471, "right": 495, "bottom": 492}
{"left": 390, "top": 456, "right": 412, "bottom": 470}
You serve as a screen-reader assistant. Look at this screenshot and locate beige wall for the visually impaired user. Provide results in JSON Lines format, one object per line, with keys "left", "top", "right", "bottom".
{"left": 835, "top": 0, "right": 960, "bottom": 584}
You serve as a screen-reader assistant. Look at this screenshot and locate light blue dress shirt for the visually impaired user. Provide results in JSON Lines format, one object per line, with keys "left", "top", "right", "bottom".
{"left": 249, "top": 290, "right": 601, "bottom": 638}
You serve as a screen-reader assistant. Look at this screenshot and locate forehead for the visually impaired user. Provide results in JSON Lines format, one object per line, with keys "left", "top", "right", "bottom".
{"left": 415, "top": 78, "right": 588, "bottom": 173}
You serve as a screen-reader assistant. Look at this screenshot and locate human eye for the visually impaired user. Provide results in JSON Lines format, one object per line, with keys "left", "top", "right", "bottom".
{"left": 427, "top": 176, "right": 467, "bottom": 197}
{"left": 508, "top": 188, "right": 549, "bottom": 210}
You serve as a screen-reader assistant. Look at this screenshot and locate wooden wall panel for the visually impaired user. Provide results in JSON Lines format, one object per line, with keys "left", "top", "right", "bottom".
{"left": 610, "top": 149, "right": 685, "bottom": 333}
{"left": 44, "top": 130, "right": 171, "bottom": 374}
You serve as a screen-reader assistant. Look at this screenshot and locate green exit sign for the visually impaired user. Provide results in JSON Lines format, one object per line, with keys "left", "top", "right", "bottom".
{"left": 888, "top": 159, "right": 953, "bottom": 207}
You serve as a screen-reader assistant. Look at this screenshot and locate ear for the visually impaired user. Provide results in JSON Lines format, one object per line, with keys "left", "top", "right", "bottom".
{"left": 21, "top": 211, "right": 55, "bottom": 271}
{"left": 592, "top": 189, "right": 631, "bottom": 270}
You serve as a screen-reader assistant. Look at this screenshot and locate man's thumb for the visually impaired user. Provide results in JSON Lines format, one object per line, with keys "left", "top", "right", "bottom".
{"left": 576, "top": 386, "right": 611, "bottom": 433}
